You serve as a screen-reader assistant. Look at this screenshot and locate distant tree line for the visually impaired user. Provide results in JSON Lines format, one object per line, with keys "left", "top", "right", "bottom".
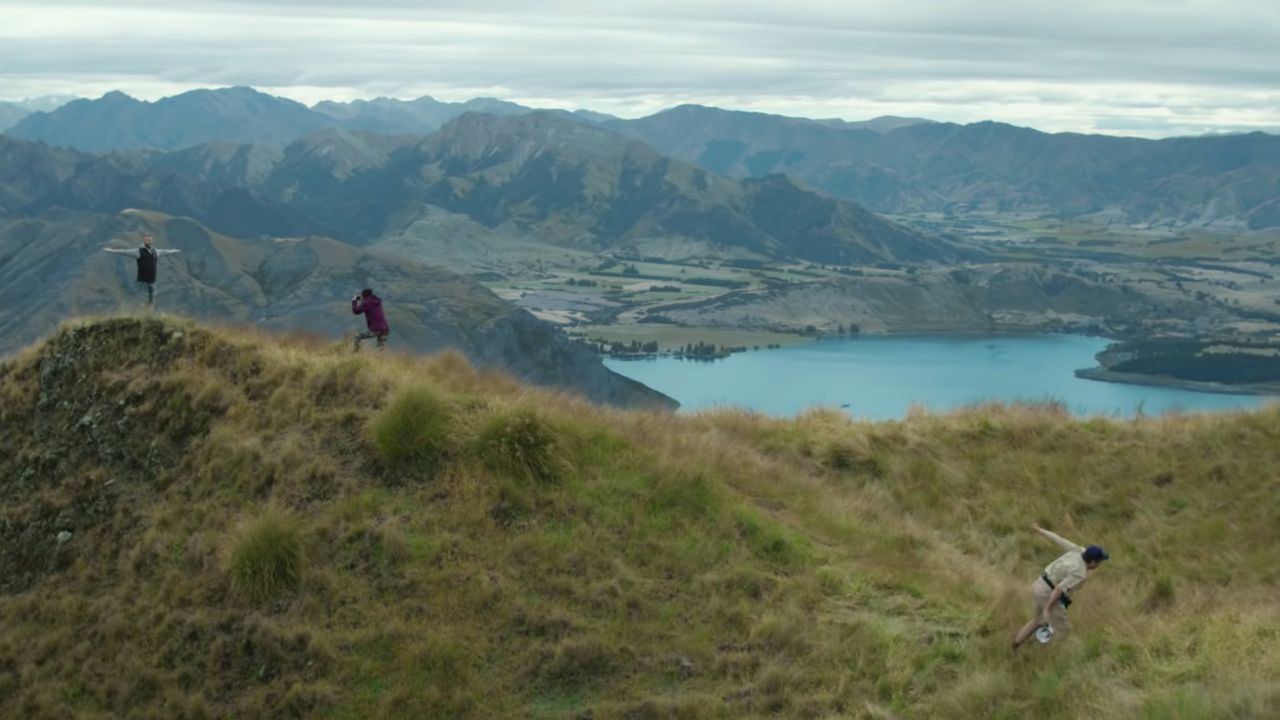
{"left": 606, "top": 340, "right": 660, "bottom": 355}
{"left": 1109, "top": 338, "right": 1280, "bottom": 385}
{"left": 587, "top": 270, "right": 749, "bottom": 289}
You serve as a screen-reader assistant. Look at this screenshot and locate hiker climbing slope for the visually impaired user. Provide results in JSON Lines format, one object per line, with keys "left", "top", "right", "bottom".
{"left": 103, "top": 233, "right": 181, "bottom": 310}
{"left": 1012, "top": 523, "right": 1109, "bottom": 650}
{"left": 351, "top": 288, "right": 390, "bottom": 351}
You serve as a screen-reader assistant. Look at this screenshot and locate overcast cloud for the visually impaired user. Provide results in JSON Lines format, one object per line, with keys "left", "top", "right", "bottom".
{"left": 2, "top": 0, "right": 1278, "bottom": 136}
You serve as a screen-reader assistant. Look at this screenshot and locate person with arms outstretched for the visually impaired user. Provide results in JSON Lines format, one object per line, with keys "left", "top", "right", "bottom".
{"left": 1011, "top": 524, "right": 1109, "bottom": 650}
{"left": 102, "top": 233, "right": 180, "bottom": 310}
{"left": 352, "top": 288, "right": 390, "bottom": 352}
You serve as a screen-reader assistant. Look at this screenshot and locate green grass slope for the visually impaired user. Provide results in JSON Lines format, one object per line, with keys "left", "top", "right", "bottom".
{"left": 0, "top": 317, "right": 1276, "bottom": 719}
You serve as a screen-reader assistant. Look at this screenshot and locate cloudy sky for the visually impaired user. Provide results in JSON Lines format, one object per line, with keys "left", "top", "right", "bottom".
{"left": 2, "top": 0, "right": 1278, "bottom": 137}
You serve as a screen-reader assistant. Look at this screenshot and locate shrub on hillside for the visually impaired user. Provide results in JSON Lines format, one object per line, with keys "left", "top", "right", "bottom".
{"left": 473, "top": 405, "right": 564, "bottom": 484}
{"left": 229, "top": 510, "right": 304, "bottom": 601}
{"left": 371, "top": 385, "right": 454, "bottom": 475}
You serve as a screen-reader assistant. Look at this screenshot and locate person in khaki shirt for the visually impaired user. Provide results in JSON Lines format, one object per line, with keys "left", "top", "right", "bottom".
{"left": 1012, "top": 524, "right": 1110, "bottom": 650}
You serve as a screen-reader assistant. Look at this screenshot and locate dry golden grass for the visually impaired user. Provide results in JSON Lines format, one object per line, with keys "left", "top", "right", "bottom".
{"left": 0, "top": 315, "right": 1276, "bottom": 719}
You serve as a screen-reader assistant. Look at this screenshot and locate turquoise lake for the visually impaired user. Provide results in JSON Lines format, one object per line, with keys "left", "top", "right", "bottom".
{"left": 604, "top": 334, "right": 1275, "bottom": 420}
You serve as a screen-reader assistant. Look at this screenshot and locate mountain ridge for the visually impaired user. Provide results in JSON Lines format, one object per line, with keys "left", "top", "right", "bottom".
{"left": 8, "top": 86, "right": 1276, "bottom": 227}
{"left": 258, "top": 111, "right": 962, "bottom": 264}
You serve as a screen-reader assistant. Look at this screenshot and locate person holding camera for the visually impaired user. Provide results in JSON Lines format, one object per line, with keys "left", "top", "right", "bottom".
{"left": 1011, "top": 524, "right": 1109, "bottom": 650}
{"left": 351, "top": 288, "right": 390, "bottom": 352}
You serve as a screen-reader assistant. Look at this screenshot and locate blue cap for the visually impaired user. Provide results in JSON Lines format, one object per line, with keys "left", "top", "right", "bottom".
{"left": 1083, "top": 545, "right": 1109, "bottom": 562}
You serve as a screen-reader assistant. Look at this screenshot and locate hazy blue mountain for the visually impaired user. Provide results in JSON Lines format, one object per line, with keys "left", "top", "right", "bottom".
{"left": 6, "top": 87, "right": 334, "bottom": 152}
{"left": 311, "top": 95, "right": 534, "bottom": 135}
{"left": 313, "top": 96, "right": 621, "bottom": 134}
{"left": 611, "top": 105, "right": 1280, "bottom": 228}
{"left": 0, "top": 95, "right": 76, "bottom": 130}
{"left": 10, "top": 85, "right": 1275, "bottom": 228}
{"left": 14, "top": 95, "right": 79, "bottom": 112}
{"left": 813, "top": 115, "right": 937, "bottom": 132}
{"left": 0, "top": 103, "right": 29, "bottom": 132}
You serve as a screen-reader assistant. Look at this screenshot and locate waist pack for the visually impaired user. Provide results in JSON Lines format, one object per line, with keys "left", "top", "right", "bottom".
{"left": 1041, "top": 574, "right": 1072, "bottom": 608}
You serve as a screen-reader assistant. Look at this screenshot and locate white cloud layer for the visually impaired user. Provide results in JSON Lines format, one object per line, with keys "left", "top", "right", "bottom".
{"left": 1, "top": 0, "right": 1277, "bottom": 136}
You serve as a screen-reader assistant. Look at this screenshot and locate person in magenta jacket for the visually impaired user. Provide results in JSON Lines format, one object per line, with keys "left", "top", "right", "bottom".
{"left": 352, "top": 288, "right": 390, "bottom": 351}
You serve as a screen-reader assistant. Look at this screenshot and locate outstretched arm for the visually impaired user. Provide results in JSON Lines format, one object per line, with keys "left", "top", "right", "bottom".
{"left": 155, "top": 249, "right": 181, "bottom": 255}
{"left": 1032, "top": 524, "right": 1079, "bottom": 551}
{"left": 102, "top": 247, "right": 137, "bottom": 255}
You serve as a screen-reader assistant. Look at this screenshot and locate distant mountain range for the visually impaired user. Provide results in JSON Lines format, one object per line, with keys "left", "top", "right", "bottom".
{"left": 0, "top": 103, "right": 28, "bottom": 133}
{"left": 7, "top": 86, "right": 1276, "bottom": 228}
{"left": 185, "top": 113, "right": 957, "bottom": 265}
{"left": 0, "top": 96, "right": 77, "bottom": 132}
{"left": 2, "top": 111, "right": 956, "bottom": 267}
{"left": 311, "top": 95, "right": 537, "bottom": 134}
{"left": 7, "top": 88, "right": 332, "bottom": 153}
{"left": 612, "top": 105, "right": 1280, "bottom": 229}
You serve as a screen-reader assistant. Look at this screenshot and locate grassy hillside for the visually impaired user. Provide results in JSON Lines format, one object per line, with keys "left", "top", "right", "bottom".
{"left": 1, "top": 317, "right": 1276, "bottom": 719}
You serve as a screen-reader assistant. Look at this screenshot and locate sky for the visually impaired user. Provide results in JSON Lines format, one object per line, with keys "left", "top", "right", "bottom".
{"left": 2, "top": 0, "right": 1278, "bottom": 137}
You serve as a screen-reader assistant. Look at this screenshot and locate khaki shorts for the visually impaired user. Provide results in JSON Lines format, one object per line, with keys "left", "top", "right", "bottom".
{"left": 1031, "top": 579, "right": 1071, "bottom": 634}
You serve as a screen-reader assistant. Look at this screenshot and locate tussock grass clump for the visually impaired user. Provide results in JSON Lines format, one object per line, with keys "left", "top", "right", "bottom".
{"left": 540, "top": 636, "right": 622, "bottom": 687}
{"left": 371, "top": 384, "right": 454, "bottom": 475}
{"left": 473, "top": 404, "right": 565, "bottom": 483}
{"left": 229, "top": 510, "right": 304, "bottom": 601}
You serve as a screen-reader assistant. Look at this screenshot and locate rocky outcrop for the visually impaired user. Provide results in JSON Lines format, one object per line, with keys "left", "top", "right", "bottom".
{"left": 472, "top": 309, "right": 675, "bottom": 409}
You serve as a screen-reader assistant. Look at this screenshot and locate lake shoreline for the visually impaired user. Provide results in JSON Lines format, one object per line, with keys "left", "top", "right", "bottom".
{"left": 605, "top": 333, "right": 1270, "bottom": 419}
{"left": 593, "top": 323, "right": 1280, "bottom": 400}
{"left": 1074, "top": 368, "right": 1280, "bottom": 397}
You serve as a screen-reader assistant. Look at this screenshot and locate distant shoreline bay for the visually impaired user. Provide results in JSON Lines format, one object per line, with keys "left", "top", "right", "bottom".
{"left": 604, "top": 333, "right": 1275, "bottom": 419}
{"left": 1074, "top": 368, "right": 1280, "bottom": 397}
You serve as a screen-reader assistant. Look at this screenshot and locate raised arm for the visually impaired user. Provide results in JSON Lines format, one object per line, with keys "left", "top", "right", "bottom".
{"left": 155, "top": 249, "right": 182, "bottom": 255}
{"left": 102, "top": 247, "right": 137, "bottom": 256}
{"left": 1032, "top": 524, "right": 1079, "bottom": 551}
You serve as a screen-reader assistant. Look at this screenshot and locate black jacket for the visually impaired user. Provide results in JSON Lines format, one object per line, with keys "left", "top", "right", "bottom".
{"left": 136, "top": 247, "right": 158, "bottom": 283}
